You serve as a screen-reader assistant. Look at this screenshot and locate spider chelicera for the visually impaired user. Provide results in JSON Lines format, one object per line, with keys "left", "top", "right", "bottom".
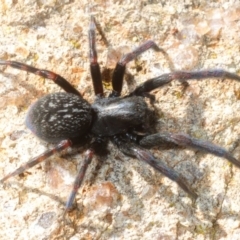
{"left": 1, "top": 16, "right": 240, "bottom": 212}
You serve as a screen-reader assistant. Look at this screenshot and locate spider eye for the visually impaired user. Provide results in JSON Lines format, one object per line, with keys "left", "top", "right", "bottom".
{"left": 25, "top": 92, "right": 92, "bottom": 143}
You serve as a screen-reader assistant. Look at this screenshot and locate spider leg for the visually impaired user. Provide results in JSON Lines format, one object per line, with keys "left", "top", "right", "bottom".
{"left": 0, "top": 140, "right": 72, "bottom": 183}
{"left": 65, "top": 137, "right": 105, "bottom": 211}
{"left": 89, "top": 16, "right": 104, "bottom": 96}
{"left": 0, "top": 60, "right": 81, "bottom": 96}
{"left": 110, "top": 40, "right": 163, "bottom": 97}
{"left": 112, "top": 136, "right": 197, "bottom": 199}
{"left": 65, "top": 148, "right": 94, "bottom": 211}
{"left": 130, "top": 70, "right": 240, "bottom": 96}
{"left": 140, "top": 133, "right": 240, "bottom": 168}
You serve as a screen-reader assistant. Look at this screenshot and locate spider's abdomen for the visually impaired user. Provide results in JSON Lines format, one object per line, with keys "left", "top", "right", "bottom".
{"left": 25, "top": 92, "right": 92, "bottom": 143}
{"left": 91, "top": 96, "right": 151, "bottom": 136}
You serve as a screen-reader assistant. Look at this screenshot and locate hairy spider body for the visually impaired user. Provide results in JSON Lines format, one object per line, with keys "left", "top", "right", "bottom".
{"left": 26, "top": 92, "right": 152, "bottom": 143}
{"left": 25, "top": 92, "right": 92, "bottom": 143}
{"left": 1, "top": 16, "right": 240, "bottom": 212}
{"left": 91, "top": 96, "right": 152, "bottom": 136}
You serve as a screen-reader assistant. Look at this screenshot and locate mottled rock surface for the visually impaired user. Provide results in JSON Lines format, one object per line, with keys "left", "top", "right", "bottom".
{"left": 0, "top": 1, "right": 240, "bottom": 239}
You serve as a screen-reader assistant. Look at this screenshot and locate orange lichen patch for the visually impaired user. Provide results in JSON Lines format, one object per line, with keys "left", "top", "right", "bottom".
{"left": 15, "top": 46, "right": 30, "bottom": 59}
{"left": 46, "top": 167, "right": 64, "bottom": 189}
{"left": 106, "top": 46, "right": 131, "bottom": 68}
{"left": 234, "top": 87, "right": 240, "bottom": 100}
{"left": 45, "top": 158, "right": 76, "bottom": 195}
{"left": 70, "top": 67, "right": 86, "bottom": 86}
{"left": 72, "top": 24, "right": 83, "bottom": 34}
{"left": 71, "top": 67, "right": 85, "bottom": 74}
{"left": 83, "top": 182, "right": 120, "bottom": 211}
{"left": 105, "top": 213, "right": 113, "bottom": 224}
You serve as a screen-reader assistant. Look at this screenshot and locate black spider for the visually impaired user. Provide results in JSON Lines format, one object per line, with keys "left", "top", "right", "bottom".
{"left": 1, "top": 16, "right": 240, "bottom": 212}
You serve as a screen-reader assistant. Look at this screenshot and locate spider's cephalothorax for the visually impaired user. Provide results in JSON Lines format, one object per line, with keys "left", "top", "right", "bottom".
{"left": 1, "top": 16, "right": 240, "bottom": 211}
{"left": 91, "top": 96, "right": 153, "bottom": 136}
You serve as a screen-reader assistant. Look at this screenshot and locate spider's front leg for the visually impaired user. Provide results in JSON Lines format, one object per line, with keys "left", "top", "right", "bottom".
{"left": 112, "top": 136, "right": 198, "bottom": 199}
{"left": 89, "top": 16, "right": 104, "bottom": 96}
{"left": 140, "top": 133, "right": 240, "bottom": 168}
{"left": 130, "top": 70, "right": 240, "bottom": 96}
{"left": 110, "top": 40, "right": 164, "bottom": 97}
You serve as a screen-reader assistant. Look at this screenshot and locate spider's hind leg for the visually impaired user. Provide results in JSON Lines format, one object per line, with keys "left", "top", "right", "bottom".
{"left": 112, "top": 136, "right": 198, "bottom": 199}
{"left": 0, "top": 60, "right": 81, "bottom": 96}
{"left": 140, "top": 132, "right": 240, "bottom": 168}
{"left": 0, "top": 139, "right": 72, "bottom": 183}
{"left": 65, "top": 137, "right": 106, "bottom": 211}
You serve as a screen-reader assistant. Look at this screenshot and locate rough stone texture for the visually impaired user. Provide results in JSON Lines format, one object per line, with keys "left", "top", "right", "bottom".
{"left": 0, "top": 1, "right": 240, "bottom": 239}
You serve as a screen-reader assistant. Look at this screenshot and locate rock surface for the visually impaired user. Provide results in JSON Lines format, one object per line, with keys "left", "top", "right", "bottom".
{"left": 0, "top": 1, "right": 240, "bottom": 239}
